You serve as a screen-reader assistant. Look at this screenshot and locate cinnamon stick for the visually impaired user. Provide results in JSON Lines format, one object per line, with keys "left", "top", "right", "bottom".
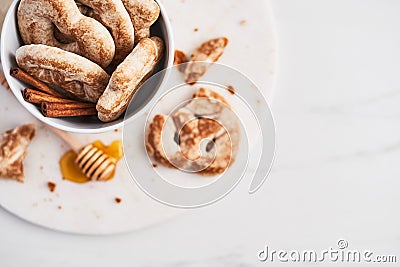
{"left": 22, "top": 88, "right": 77, "bottom": 104}
{"left": 10, "top": 68, "right": 65, "bottom": 97}
{"left": 41, "top": 103, "right": 97, "bottom": 117}
{"left": 42, "top": 102, "right": 95, "bottom": 110}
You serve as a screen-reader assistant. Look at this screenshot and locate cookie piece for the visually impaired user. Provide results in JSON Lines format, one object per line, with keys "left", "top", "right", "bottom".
{"left": 0, "top": 124, "right": 35, "bottom": 182}
{"left": 146, "top": 88, "right": 240, "bottom": 175}
{"left": 16, "top": 44, "right": 110, "bottom": 103}
{"left": 185, "top": 37, "right": 228, "bottom": 85}
{"left": 17, "top": 0, "right": 115, "bottom": 68}
{"left": 97, "top": 37, "right": 164, "bottom": 122}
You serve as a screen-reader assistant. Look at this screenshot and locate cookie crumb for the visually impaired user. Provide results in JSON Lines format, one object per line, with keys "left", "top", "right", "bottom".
{"left": 152, "top": 163, "right": 157, "bottom": 168}
{"left": 174, "top": 50, "right": 188, "bottom": 72}
{"left": 114, "top": 129, "right": 119, "bottom": 132}
{"left": 57, "top": 205, "right": 62, "bottom": 209}
{"left": 194, "top": 28, "right": 199, "bottom": 32}
{"left": 115, "top": 197, "right": 122, "bottom": 204}
{"left": 240, "top": 20, "right": 247, "bottom": 25}
{"left": 227, "top": 85, "right": 235, "bottom": 95}
{"left": 47, "top": 181, "right": 56, "bottom": 192}
{"left": 0, "top": 76, "right": 10, "bottom": 90}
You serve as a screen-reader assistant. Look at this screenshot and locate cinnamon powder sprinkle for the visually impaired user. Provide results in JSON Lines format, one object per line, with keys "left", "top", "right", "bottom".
{"left": 47, "top": 181, "right": 56, "bottom": 192}
{"left": 115, "top": 197, "right": 122, "bottom": 203}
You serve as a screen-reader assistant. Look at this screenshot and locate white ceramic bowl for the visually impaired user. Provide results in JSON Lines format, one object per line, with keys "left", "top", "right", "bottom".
{"left": 0, "top": 0, "right": 174, "bottom": 133}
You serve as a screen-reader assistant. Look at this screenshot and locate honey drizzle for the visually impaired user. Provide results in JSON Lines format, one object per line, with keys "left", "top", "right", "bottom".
{"left": 59, "top": 140, "right": 123, "bottom": 183}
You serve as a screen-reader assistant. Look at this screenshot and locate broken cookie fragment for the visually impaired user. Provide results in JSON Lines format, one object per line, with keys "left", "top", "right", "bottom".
{"left": 185, "top": 37, "right": 228, "bottom": 85}
{"left": 174, "top": 50, "right": 188, "bottom": 72}
{"left": 0, "top": 124, "right": 35, "bottom": 182}
{"left": 146, "top": 114, "right": 174, "bottom": 167}
{"left": 146, "top": 88, "right": 240, "bottom": 175}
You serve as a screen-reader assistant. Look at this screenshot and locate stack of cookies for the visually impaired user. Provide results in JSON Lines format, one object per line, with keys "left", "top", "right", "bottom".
{"left": 12, "top": 0, "right": 164, "bottom": 122}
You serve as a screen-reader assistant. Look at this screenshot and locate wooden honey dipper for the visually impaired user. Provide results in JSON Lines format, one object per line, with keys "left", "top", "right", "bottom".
{"left": 49, "top": 127, "right": 116, "bottom": 181}
{"left": 0, "top": 70, "right": 116, "bottom": 181}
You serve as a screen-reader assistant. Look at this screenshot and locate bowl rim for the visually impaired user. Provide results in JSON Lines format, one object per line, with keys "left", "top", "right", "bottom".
{"left": 0, "top": 0, "right": 174, "bottom": 134}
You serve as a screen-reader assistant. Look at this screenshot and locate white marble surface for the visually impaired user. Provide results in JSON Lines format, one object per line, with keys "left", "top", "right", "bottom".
{"left": 1, "top": 0, "right": 400, "bottom": 266}
{"left": 0, "top": 0, "right": 275, "bottom": 234}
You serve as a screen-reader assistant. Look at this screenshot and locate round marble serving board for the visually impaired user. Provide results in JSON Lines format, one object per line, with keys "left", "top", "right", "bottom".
{"left": 0, "top": 0, "right": 276, "bottom": 234}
